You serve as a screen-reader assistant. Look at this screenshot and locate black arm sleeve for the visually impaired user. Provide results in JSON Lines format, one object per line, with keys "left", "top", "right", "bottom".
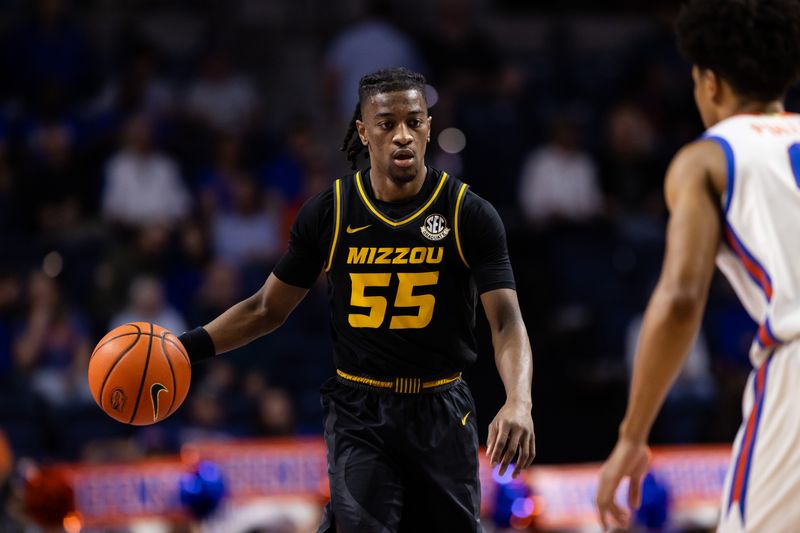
{"left": 272, "top": 187, "right": 334, "bottom": 288}
{"left": 459, "top": 189, "right": 516, "bottom": 294}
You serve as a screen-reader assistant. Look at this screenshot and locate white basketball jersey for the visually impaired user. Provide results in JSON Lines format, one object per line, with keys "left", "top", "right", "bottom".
{"left": 704, "top": 113, "right": 800, "bottom": 366}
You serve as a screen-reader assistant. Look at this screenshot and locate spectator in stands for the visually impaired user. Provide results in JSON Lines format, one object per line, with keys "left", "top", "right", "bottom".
{"left": 420, "top": 0, "right": 501, "bottom": 90}
{"left": 518, "top": 118, "right": 605, "bottom": 228}
{"left": 260, "top": 116, "right": 330, "bottom": 214}
{"left": 210, "top": 173, "right": 283, "bottom": 266}
{"left": 451, "top": 63, "right": 528, "bottom": 207}
{"left": 198, "top": 133, "right": 248, "bottom": 219}
{"left": 86, "top": 41, "right": 175, "bottom": 155}
{"left": 92, "top": 223, "right": 174, "bottom": 323}
{"left": 202, "top": 360, "right": 251, "bottom": 420}
{"left": 178, "top": 386, "right": 229, "bottom": 445}
{"left": 110, "top": 275, "right": 187, "bottom": 335}
{"left": 184, "top": 49, "right": 261, "bottom": 134}
{"left": 190, "top": 260, "right": 242, "bottom": 327}
{"left": 101, "top": 114, "right": 191, "bottom": 228}
{"left": 201, "top": 359, "right": 237, "bottom": 394}
{"left": 598, "top": 103, "right": 664, "bottom": 219}
{"left": 323, "top": 0, "right": 424, "bottom": 122}
{"left": 20, "top": 121, "right": 84, "bottom": 233}
{"left": 90, "top": 42, "right": 174, "bottom": 121}
{"left": 253, "top": 387, "right": 295, "bottom": 437}
{"left": 164, "top": 220, "right": 213, "bottom": 317}
{"left": 242, "top": 370, "right": 268, "bottom": 402}
{"left": 12, "top": 271, "right": 91, "bottom": 407}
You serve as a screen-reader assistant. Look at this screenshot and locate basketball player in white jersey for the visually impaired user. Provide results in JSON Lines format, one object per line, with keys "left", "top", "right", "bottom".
{"left": 595, "top": 1, "right": 800, "bottom": 531}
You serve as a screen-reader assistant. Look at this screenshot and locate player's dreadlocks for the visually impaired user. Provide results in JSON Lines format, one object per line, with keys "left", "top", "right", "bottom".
{"left": 340, "top": 68, "right": 427, "bottom": 170}
{"left": 676, "top": 0, "right": 800, "bottom": 100}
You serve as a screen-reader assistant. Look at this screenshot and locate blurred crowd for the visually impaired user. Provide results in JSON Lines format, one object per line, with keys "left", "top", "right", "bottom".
{"left": 0, "top": 0, "right": 791, "bottom": 479}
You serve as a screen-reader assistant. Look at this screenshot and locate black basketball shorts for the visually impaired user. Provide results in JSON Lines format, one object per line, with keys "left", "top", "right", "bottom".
{"left": 316, "top": 376, "right": 483, "bottom": 533}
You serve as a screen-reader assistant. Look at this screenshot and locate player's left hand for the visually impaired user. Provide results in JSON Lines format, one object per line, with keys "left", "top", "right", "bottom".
{"left": 595, "top": 437, "right": 651, "bottom": 531}
{"left": 486, "top": 400, "right": 535, "bottom": 478}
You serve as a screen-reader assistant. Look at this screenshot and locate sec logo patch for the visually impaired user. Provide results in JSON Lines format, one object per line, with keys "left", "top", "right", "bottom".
{"left": 421, "top": 214, "right": 450, "bottom": 241}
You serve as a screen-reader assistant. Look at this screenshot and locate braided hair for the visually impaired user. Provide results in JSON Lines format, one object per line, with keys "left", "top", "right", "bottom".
{"left": 340, "top": 68, "right": 427, "bottom": 170}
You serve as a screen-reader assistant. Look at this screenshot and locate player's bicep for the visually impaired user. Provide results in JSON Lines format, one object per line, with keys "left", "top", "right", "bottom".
{"left": 660, "top": 143, "right": 724, "bottom": 295}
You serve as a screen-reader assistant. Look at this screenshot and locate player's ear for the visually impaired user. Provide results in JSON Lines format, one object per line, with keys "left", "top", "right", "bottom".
{"left": 705, "top": 69, "right": 722, "bottom": 104}
{"left": 691, "top": 65, "right": 701, "bottom": 88}
{"left": 356, "top": 119, "right": 367, "bottom": 145}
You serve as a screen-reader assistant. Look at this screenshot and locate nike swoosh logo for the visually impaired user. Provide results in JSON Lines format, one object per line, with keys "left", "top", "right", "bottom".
{"left": 150, "top": 383, "right": 168, "bottom": 422}
{"left": 346, "top": 224, "right": 371, "bottom": 234}
{"left": 461, "top": 411, "right": 472, "bottom": 426}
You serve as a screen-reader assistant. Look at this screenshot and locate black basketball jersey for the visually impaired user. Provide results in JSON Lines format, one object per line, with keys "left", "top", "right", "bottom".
{"left": 325, "top": 168, "right": 477, "bottom": 378}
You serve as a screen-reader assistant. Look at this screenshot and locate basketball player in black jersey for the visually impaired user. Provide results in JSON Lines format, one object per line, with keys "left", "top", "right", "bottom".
{"left": 178, "top": 68, "right": 535, "bottom": 532}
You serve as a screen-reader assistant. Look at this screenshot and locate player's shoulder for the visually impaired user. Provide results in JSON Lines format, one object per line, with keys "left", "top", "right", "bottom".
{"left": 670, "top": 138, "right": 727, "bottom": 176}
{"left": 299, "top": 173, "right": 358, "bottom": 211}
{"left": 432, "top": 167, "right": 497, "bottom": 214}
{"left": 295, "top": 174, "right": 354, "bottom": 223}
{"left": 449, "top": 177, "right": 495, "bottom": 216}
{"left": 298, "top": 186, "right": 333, "bottom": 214}
{"left": 448, "top": 180, "right": 504, "bottom": 230}
{"left": 461, "top": 187, "right": 495, "bottom": 214}
{"left": 665, "top": 139, "right": 728, "bottom": 201}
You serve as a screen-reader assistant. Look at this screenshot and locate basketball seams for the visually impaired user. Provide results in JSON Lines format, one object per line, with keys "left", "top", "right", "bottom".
{"left": 90, "top": 324, "right": 187, "bottom": 360}
{"left": 160, "top": 332, "right": 178, "bottom": 417}
{"left": 91, "top": 332, "right": 139, "bottom": 361}
{"left": 91, "top": 327, "right": 174, "bottom": 362}
{"left": 163, "top": 335, "right": 190, "bottom": 366}
{"left": 97, "top": 323, "right": 143, "bottom": 410}
{"left": 128, "top": 323, "right": 155, "bottom": 424}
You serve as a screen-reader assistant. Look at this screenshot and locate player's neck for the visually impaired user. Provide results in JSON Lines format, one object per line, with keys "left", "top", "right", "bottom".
{"left": 368, "top": 166, "right": 428, "bottom": 202}
{"left": 726, "top": 99, "right": 785, "bottom": 119}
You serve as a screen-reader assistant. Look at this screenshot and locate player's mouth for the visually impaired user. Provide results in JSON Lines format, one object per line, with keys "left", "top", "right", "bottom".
{"left": 392, "top": 149, "right": 415, "bottom": 168}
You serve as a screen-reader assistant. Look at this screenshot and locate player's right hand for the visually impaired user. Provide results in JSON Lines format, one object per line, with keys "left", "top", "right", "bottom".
{"left": 595, "top": 437, "right": 651, "bottom": 531}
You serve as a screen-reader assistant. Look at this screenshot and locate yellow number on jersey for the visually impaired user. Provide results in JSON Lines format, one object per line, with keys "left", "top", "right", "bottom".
{"left": 348, "top": 273, "right": 391, "bottom": 328}
{"left": 348, "top": 272, "right": 439, "bottom": 329}
{"left": 389, "top": 272, "right": 439, "bottom": 329}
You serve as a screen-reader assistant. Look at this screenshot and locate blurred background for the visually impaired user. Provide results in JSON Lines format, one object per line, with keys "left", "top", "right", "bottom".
{"left": 1, "top": 0, "right": 795, "bottom": 531}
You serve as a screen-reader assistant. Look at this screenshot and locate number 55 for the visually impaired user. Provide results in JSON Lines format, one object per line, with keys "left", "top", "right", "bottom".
{"left": 348, "top": 272, "right": 439, "bottom": 329}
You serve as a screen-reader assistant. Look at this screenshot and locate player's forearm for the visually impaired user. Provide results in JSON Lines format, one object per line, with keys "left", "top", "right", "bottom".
{"left": 182, "top": 274, "right": 309, "bottom": 362}
{"left": 619, "top": 285, "right": 706, "bottom": 443}
{"left": 493, "top": 321, "right": 534, "bottom": 407}
{"left": 203, "top": 292, "right": 284, "bottom": 355}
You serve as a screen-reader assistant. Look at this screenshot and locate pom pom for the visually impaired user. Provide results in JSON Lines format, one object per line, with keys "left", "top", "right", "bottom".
{"left": 179, "top": 460, "right": 226, "bottom": 520}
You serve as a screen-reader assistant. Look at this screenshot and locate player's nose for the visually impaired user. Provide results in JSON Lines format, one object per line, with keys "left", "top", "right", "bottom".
{"left": 393, "top": 123, "right": 413, "bottom": 145}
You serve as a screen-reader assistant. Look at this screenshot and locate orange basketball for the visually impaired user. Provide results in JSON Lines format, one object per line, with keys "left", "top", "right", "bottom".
{"left": 88, "top": 322, "right": 191, "bottom": 425}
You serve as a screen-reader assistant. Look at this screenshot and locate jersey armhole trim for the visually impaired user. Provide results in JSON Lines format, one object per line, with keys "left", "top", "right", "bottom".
{"left": 324, "top": 179, "right": 342, "bottom": 273}
{"left": 703, "top": 134, "right": 735, "bottom": 215}
{"left": 454, "top": 183, "right": 470, "bottom": 268}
